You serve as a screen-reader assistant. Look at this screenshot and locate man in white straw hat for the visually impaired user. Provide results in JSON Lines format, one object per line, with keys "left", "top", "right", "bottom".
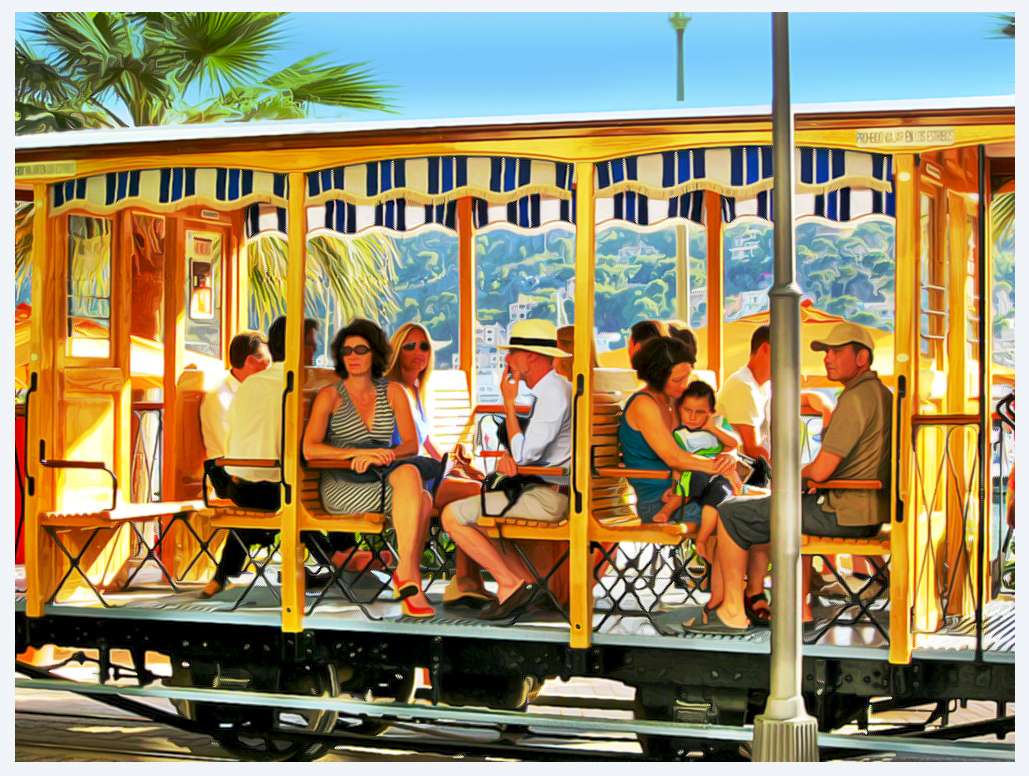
{"left": 441, "top": 319, "right": 572, "bottom": 622}
{"left": 686, "top": 321, "right": 892, "bottom": 634}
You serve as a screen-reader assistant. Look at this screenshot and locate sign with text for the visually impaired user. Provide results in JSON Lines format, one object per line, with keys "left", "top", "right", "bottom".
{"left": 15, "top": 161, "right": 77, "bottom": 178}
{"left": 856, "top": 127, "right": 955, "bottom": 147}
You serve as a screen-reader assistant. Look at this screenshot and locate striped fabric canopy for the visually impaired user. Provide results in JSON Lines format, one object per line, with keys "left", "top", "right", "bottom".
{"left": 308, "top": 156, "right": 576, "bottom": 233}
{"left": 51, "top": 168, "right": 289, "bottom": 217}
{"left": 596, "top": 148, "right": 894, "bottom": 224}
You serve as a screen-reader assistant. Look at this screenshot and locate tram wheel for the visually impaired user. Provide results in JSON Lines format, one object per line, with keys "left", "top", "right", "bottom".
{"left": 171, "top": 663, "right": 341, "bottom": 761}
{"left": 337, "top": 666, "right": 416, "bottom": 736}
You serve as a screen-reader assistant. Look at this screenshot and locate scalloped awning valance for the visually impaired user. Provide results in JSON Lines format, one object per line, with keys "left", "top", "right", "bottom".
{"left": 51, "top": 168, "right": 289, "bottom": 217}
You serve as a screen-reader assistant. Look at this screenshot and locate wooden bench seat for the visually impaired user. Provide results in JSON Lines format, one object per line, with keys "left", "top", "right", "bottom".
{"left": 43, "top": 499, "right": 205, "bottom": 527}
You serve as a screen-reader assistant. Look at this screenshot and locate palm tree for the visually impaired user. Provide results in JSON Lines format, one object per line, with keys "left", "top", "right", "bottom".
{"left": 16, "top": 13, "right": 401, "bottom": 338}
{"left": 15, "top": 12, "right": 395, "bottom": 134}
{"left": 247, "top": 231, "right": 402, "bottom": 333}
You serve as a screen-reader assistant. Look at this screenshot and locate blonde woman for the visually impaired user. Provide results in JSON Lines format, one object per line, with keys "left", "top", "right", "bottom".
{"left": 386, "top": 323, "right": 493, "bottom": 607}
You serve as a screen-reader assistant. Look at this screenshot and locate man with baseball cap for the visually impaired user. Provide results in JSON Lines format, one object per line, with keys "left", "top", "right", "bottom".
{"left": 686, "top": 322, "right": 892, "bottom": 634}
{"left": 441, "top": 319, "right": 572, "bottom": 622}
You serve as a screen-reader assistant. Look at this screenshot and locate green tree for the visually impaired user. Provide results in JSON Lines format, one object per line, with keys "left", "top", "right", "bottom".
{"left": 16, "top": 12, "right": 394, "bottom": 134}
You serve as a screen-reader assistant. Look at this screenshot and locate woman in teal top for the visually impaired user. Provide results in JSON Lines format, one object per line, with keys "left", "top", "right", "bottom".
{"left": 618, "top": 336, "right": 736, "bottom": 524}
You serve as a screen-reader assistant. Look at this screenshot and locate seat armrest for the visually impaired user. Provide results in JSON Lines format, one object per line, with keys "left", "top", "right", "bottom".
{"left": 595, "top": 466, "right": 671, "bottom": 480}
{"left": 214, "top": 458, "right": 281, "bottom": 468}
{"left": 517, "top": 465, "right": 567, "bottom": 477}
{"left": 806, "top": 478, "right": 883, "bottom": 490}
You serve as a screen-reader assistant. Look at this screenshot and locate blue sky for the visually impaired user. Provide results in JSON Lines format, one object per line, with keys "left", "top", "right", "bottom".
{"left": 15, "top": 11, "right": 1015, "bottom": 123}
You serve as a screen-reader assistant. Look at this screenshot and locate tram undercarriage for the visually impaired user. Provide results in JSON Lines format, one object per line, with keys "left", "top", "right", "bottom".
{"left": 15, "top": 585, "right": 1015, "bottom": 761}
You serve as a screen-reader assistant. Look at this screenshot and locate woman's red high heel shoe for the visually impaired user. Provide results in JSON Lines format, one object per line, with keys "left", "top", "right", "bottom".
{"left": 392, "top": 572, "right": 420, "bottom": 601}
{"left": 399, "top": 597, "right": 435, "bottom": 618}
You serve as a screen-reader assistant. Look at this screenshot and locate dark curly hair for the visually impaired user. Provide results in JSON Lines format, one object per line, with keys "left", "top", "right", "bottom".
{"left": 632, "top": 336, "right": 694, "bottom": 393}
{"left": 331, "top": 318, "right": 392, "bottom": 379}
{"left": 681, "top": 379, "right": 716, "bottom": 410}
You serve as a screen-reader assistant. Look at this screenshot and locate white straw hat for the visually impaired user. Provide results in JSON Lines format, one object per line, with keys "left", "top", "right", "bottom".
{"left": 496, "top": 320, "right": 571, "bottom": 358}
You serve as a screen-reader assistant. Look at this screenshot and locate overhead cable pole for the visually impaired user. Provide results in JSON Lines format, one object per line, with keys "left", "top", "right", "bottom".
{"left": 751, "top": 11, "right": 819, "bottom": 763}
{"left": 668, "top": 13, "right": 691, "bottom": 102}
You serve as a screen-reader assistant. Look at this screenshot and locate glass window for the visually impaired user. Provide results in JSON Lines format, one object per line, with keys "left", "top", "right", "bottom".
{"left": 795, "top": 216, "right": 896, "bottom": 332}
{"left": 476, "top": 224, "right": 574, "bottom": 402}
{"left": 723, "top": 217, "right": 773, "bottom": 322}
{"left": 66, "top": 214, "right": 112, "bottom": 359}
{"left": 992, "top": 194, "right": 1015, "bottom": 369}
{"left": 16, "top": 200, "right": 33, "bottom": 396}
{"left": 184, "top": 229, "right": 222, "bottom": 359}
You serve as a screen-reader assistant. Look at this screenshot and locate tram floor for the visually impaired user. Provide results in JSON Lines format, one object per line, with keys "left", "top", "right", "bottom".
{"left": 16, "top": 562, "right": 1016, "bottom": 659}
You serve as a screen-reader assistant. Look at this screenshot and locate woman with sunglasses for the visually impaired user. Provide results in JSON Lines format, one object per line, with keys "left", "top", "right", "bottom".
{"left": 385, "top": 323, "right": 494, "bottom": 607}
{"left": 303, "top": 318, "right": 438, "bottom": 617}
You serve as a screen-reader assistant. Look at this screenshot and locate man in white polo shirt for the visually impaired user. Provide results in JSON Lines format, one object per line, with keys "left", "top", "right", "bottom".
{"left": 441, "top": 320, "right": 572, "bottom": 623}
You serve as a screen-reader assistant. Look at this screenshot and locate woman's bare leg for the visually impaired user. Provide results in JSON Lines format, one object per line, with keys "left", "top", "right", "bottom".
{"left": 389, "top": 465, "right": 432, "bottom": 608}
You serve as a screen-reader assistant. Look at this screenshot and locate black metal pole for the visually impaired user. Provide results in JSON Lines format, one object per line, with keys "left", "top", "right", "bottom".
{"left": 975, "top": 144, "right": 987, "bottom": 662}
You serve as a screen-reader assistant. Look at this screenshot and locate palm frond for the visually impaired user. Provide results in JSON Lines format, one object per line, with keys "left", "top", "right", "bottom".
{"left": 986, "top": 13, "right": 1015, "bottom": 39}
{"left": 992, "top": 192, "right": 1015, "bottom": 244}
{"left": 162, "top": 12, "right": 288, "bottom": 95}
{"left": 261, "top": 53, "right": 397, "bottom": 112}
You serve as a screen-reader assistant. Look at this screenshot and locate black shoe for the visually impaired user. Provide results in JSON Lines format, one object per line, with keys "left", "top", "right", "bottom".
{"left": 276, "top": 568, "right": 336, "bottom": 587}
{"left": 480, "top": 583, "right": 544, "bottom": 622}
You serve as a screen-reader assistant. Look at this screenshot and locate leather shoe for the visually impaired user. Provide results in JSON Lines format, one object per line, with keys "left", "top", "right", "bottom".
{"left": 480, "top": 583, "right": 544, "bottom": 622}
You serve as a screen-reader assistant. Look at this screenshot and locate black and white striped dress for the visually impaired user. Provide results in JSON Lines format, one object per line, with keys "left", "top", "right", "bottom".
{"left": 319, "top": 379, "right": 398, "bottom": 515}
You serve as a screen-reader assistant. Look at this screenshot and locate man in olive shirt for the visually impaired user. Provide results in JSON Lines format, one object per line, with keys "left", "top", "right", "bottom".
{"left": 686, "top": 322, "right": 891, "bottom": 633}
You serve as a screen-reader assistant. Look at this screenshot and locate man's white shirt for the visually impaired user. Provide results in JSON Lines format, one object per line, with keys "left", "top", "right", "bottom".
{"left": 508, "top": 369, "right": 572, "bottom": 485}
{"left": 716, "top": 364, "right": 770, "bottom": 448}
{"left": 199, "top": 372, "right": 240, "bottom": 461}
{"left": 225, "top": 362, "right": 284, "bottom": 483}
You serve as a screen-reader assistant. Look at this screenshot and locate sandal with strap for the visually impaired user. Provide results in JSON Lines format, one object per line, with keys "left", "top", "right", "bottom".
{"left": 744, "top": 591, "right": 772, "bottom": 627}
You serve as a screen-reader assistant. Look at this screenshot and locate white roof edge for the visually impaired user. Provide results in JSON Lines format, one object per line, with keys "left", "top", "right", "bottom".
{"left": 14, "top": 95, "right": 1015, "bottom": 152}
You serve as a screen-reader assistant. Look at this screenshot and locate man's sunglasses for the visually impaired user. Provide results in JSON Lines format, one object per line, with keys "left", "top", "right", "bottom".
{"left": 402, "top": 342, "right": 431, "bottom": 352}
{"left": 340, "top": 345, "right": 372, "bottom": 356}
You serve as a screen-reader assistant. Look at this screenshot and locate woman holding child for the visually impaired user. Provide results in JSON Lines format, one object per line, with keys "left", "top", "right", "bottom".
{"left": 617, "top": 336, "right": 739, "bottom": 559}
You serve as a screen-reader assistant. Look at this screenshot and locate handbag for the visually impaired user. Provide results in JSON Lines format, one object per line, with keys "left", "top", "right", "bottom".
{"left": 480, "top": 472, "right": 547, "bottom": 518}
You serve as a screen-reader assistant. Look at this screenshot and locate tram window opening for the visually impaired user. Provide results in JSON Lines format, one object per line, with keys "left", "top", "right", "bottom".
{"left": 475, "top": 223, "right": 574, "bottom": 403}
{"left": 184, "top": 229, "right": 222, "bottom": 359}
{"left": 15, "top": 202, "right": 33, "bottom": 391}
{"left": 66, "top": 214, "right": 112, "bottom": 359}
{"left": 992, "top": 194, "right": 1015, "bottom": 370}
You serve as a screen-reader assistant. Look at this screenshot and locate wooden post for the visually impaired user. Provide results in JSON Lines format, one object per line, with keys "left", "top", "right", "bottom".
{"left": 704, "top": 190, "right": 724, "bottom": 383}
{"left": 114, "top": 213, "right": 134, "bottom": 499}
{"left": 889, "top": 154, "right": 917, "bottom": 664}
{"left": 674, "top": 223, "right": 691, "bottom": 325}
{"left": 280, "top": 172, "right": 307, "bottom": 633}
{"left": 569, "top": 163, "right": 595, "bottom": 650}
{"left": 457, "top": 197, "right": 476, "bottom": 398}
{"left": 24, "top": 184, "right": 54, "bottom": 617}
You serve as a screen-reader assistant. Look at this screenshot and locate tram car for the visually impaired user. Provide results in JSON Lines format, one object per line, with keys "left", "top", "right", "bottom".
{"left": 15, "top": 96, "right": 1015, "bottom": 761}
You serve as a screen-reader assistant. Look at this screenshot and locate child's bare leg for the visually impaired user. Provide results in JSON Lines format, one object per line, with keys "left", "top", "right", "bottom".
{"left": 651, "top": 491, "right": 683, "bottom": 524}
{"left": 694, "top": 505, "right": 718, "bottom": 560}
{"left": 728, "top": 471, "right": 745, "bottom": 496}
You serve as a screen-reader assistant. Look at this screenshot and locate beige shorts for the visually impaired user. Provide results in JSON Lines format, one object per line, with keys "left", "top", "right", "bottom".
{"left": 447, "top": 485, "right": 569, "bottom": 527}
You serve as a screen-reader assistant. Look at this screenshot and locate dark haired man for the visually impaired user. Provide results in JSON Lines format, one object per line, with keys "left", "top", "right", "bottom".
{"left": 688, "top": 323, "right": 891, "bottom": 633}
{"left": 201, "top": 331, "right": 271, "bottom": 499}
{"left": 628, "top": 319, "right": 664, "bottom": 362}
{"left": 202, "top": 316, "right": 333, "bottom": 597}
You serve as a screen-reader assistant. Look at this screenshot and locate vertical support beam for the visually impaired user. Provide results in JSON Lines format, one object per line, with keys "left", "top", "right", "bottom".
{"left": 280, "top": 171, "right": 307, "bottom": 633}
{"left": 704, "top": 190, "right": 724, "bottom": 380}
{"left": 752, "top": 12, "right": 818, "bottom": 763}
{"left": 162, "top": 220, "right": 184, "bottom": 507}
{"left": 457, "top": 197, "right": 476, "bottom": 398}
{"left": 674, "top": 223, "right": 691, "bottom": 325}
{"left": 944, "top": 191, "right": 972, "bottom": 615}
{"left": 114, "top": 213, "right": 134, "bottom": 500}
{"left": 25, "top": 184, "right": 54, "bottom": 617}
{"left": 889, "top": 154, "right": 918, "bottom": 664}
{"left": 975, "top": 145, "right": 992, "bottom": 660}
{"left": 569, "top": 163, "right": 596, "bottom": 650}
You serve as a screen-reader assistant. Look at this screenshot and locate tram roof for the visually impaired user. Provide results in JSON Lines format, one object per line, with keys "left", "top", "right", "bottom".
{"left": 14, "top": 94, "right": 1015, "bottom": 154}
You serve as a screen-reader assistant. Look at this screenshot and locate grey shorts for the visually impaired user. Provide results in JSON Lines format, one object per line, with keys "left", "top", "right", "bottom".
{"left": 446, "top": 485, "right": 569, "bottom": 527}
{"left": 717, "top": 494, "right": 880, "bottom": 551}
{"left": 635, "top": 494, "right": 703, "bottom": 525}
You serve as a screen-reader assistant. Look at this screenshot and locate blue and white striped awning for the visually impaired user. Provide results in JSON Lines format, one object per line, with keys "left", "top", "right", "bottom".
{"left": 307, "top": 156, "right": 576, "bottom": 207}
{"left": 598, "top": 148, "right": 894, "bottom": 224}
{"left": 51, "top": 168, "right": 289, "bottom": 216}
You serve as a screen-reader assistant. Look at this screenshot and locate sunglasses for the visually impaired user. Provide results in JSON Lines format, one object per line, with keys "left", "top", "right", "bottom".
{"left": 340, "top": 345, "right": 372, "bottom": 356}
{"left": 402, "top": 342, "right": 431, "bottom": 352}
